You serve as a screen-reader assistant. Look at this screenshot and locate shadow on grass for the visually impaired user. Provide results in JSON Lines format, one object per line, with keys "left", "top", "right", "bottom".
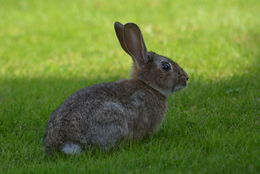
{"left": 0, "top": 64, "right": 259, "bottom": 174}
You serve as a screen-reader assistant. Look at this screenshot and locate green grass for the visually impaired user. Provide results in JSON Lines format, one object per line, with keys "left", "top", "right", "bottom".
{"left": 0, "top": 0, "right": 259, "bottom": 173}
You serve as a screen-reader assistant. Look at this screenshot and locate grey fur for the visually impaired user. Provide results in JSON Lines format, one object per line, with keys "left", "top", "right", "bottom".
{"left": 43, "top": 22, "right": 188, "bottom": 155}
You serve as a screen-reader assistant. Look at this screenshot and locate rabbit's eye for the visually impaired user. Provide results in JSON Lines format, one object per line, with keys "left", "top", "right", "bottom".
{"left": 161, "top": 62, "right": 171, "bottom": 71}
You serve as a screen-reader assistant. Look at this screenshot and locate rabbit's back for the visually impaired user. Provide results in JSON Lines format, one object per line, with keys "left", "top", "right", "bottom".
{"left": 44, "top": 79, "right": 166, "bottom": 154}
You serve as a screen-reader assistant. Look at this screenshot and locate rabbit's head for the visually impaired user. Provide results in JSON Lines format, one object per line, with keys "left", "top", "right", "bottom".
{"left": 114, "top": 22, "right": 188, "bottom": 96}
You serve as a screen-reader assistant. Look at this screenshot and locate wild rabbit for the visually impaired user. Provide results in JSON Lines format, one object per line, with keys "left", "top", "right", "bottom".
{"left": 44, "top": 22, "right": 189, "bottom": 155}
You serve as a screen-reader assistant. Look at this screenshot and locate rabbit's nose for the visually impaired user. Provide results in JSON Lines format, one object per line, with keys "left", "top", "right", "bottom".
{"left": 183, "top": 71, "right": 189, "bottom": 81}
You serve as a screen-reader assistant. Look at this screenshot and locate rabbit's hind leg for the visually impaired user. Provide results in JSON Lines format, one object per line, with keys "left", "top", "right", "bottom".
{"left": 89, "top": 101, "right": 129, "bottom": 150}
{"left": 89, "top": 122, "right": 127, "bottom": 150}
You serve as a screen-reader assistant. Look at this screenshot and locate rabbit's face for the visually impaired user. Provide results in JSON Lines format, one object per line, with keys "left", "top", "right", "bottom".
{"left": 139, "top": 52, "right": 189, "bottom": 96}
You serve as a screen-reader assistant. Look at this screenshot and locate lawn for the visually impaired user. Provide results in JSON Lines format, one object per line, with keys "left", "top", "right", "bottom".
{"left": 0, "top": 0, "right": 259, "bottom": 173}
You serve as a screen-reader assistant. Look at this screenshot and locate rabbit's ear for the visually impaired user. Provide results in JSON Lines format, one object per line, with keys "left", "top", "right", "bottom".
{"left": 123, "top": 23, "right": 149, "bottom": 66}
{"left": 114, "top": 22, "right": 130, "bottom": 54}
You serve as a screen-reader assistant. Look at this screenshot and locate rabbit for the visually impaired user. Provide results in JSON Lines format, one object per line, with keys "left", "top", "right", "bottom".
{"left": 43, "top": 22, "right": 189, "bottom": 155}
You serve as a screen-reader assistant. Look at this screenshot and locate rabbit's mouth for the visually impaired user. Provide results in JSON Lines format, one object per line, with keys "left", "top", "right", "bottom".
{"left": 172, "top": 81, "right": 188, "bottom": 92}
{"left": 172, "top": 85, "right": 186, "bottom": 92}
{"left": 172, "top": 75, "right": 189, "bottom": 92}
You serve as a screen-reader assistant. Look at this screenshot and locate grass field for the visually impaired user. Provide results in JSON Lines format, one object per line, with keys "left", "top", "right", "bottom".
{"left": 0, "top": 0, "right": 259, "bottom": 173}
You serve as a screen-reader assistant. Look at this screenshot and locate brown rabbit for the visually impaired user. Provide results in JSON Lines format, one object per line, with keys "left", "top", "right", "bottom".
{"left": 43, "top": 22, "right": 189, "bottom": 155}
